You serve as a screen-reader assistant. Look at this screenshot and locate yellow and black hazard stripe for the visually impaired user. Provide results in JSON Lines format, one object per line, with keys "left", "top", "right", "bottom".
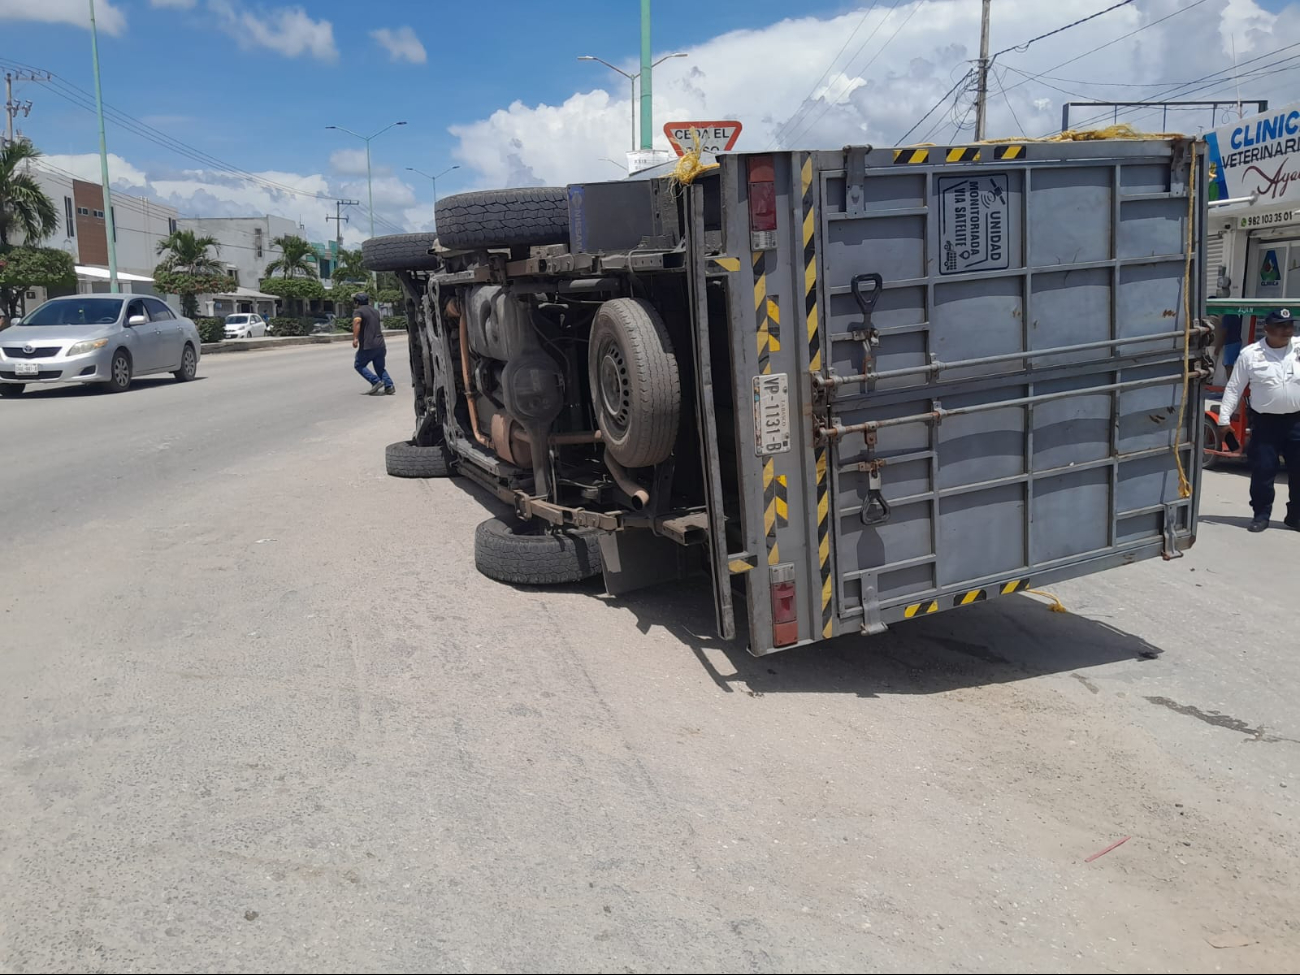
{"left": 903, "top": 578, "right": 1030, "bottom": 619}
{"left": 801, "top": 154, "right": 833, "bottom": 638}
{"left": 763, "top": 464, "right": 786, "bottom": 564}
{"left": 993, "top": 145, "right": 1025, "bottom": 160}
{"left": 892, "top": 148, "right": 929, "bottom": 165}
{"left": 946, "top": 146, "right": 981, "bottom": 163}
{"left": 754, "top": 251, "right": 781, "bottom": 566}
{"left": 728, "top": 553, "right": 758, "bottom": 574}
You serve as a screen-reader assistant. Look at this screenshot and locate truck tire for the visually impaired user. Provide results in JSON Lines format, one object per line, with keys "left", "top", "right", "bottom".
{"left": 385, "top": 440, "right": 454, "bottom": 478}
{"left": 474, "top": 517, "right": 601, "bottom": 585}
{"left": 362, "top": 233, "right": 441, "bottom": 272}
{"left": 588, "top": 298, "right": 681, "bottom": 469}
{"left": 435, "top": 188, "right": 569, "bottom": 249}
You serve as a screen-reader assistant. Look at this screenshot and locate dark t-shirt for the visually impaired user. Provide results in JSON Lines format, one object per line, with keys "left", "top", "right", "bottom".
{"left": 356, "top": 306, "right": 385, "bottom": 351}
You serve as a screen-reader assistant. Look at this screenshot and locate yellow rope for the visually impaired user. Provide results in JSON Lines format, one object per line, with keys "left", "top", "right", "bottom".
{"left": 1025, "top": 589, "right": 1069, "bottom": 614}
{"left": 1173, "top": 145, "right": 1197, "bottom": 500}
{"left": 669, "top": 129, "right": 717, "bottom": 188}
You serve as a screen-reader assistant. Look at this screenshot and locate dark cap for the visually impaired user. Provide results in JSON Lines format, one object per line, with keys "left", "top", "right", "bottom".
{"left": 353, "top": 292, "right": 370, "bottom": 305}
{"left": 1265, "top": 308, "right": 1294, "bottom": 326}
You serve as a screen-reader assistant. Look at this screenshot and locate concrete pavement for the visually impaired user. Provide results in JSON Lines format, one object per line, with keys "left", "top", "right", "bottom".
{"left": 0, "top": 342, "right": 1297, "bottom": 973}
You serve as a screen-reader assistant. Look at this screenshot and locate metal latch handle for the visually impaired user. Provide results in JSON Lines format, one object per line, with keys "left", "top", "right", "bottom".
{"left": 860, "top": 466, "right": 891, "bottom": 526}
{"left": 850, "top": 272, "right": 883, "bottom": 347}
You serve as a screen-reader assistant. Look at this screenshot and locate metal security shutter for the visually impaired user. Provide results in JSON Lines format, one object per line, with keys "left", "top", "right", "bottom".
{"left": 1206, "top": 231, "right": 1226, "bottom": 296}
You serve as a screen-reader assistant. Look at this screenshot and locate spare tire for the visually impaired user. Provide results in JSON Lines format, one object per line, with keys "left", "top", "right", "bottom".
{"left": 588, "top": 298, "right": 681, "bottom": 469}
{"left": 386, "top": 440, "right": 454, "bottom": 478}
{"left": 363, "top": 233, "right": 441, "bottom": 272}
{"left": 474, "top": 517, "right": 601, "bottom": 585}
{"left": 435, "top": 188, "right": 569, "bottom": 249}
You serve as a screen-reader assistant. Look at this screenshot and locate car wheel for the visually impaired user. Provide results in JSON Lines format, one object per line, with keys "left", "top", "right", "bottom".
{"left": 0, "top": 384, "right": 24, "bottom": 398}
{"left": 473, "top": 517, "right": 602, "bottom": 586}
{"left": 105, "top": 349, "right": 132, "bottom": 393}
{"left": 588, "top": 298, "right": 681, "bottom": 469}
{"left": 385, "top": 440, "right": 455, "bottom": 478}
{"left": 173, "top": 344, "right": 197, "bottom": 382}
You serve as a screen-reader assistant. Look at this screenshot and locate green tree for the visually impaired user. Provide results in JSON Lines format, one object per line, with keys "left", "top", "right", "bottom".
{"left": 331, "top": 247, "right": 366, "bottom": 285}
{"left": 264, "top": 234, "right": 318, "bottom": 280}
{"left": 0, "top": 141, "right": 58, "bottom": 248}
{"left": 154, "top": 229, "right": 224, "bottom": 318}
{"left": 264, "top": 235, "right": 319, "bottom": 316}
{"left": 0, "top": 246, "right": 76, "bottom": 319}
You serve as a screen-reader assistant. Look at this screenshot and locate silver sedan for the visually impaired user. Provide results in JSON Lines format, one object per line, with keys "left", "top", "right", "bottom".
{"left": 0, "top": 295, "right": 201, "bottom": 397}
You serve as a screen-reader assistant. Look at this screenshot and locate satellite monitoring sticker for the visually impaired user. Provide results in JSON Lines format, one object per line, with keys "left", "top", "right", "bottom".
{"left": 938, "top": 174, "right": 1009, "bottom": 276}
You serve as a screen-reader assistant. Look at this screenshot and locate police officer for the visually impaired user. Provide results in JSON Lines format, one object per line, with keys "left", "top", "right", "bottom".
{"left": 1218, "top": 308, "right": 1300, "bottom": 531}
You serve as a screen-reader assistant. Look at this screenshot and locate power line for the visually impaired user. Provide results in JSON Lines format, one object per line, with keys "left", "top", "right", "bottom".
{"left": 896, "top": 68, "right": 975, "bottom": 144}
{"left": 997, "top": 0, "right": 1212, "bottom": 98}
{"left": 775, "top": 0, "right": 918, "bottom": 148}
{"left": 994, "top": 67, "right": 1026, "bottom": 137}
{"left": 993, "top": 0, "right": 1137, "bottom": 59}
{"left": 769, "top": 0, "right": 883, "bottom": 146}
{"left": 773, "top": 0, "right": 881, "bottom": 147}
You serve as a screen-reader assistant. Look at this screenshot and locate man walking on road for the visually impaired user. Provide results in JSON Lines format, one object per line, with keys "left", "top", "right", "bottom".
{"left": 1218, "top": 308, "right": 1300, "bottom": 532}
{"left": 352, "top": 292, "right": 394, "bottom": 396}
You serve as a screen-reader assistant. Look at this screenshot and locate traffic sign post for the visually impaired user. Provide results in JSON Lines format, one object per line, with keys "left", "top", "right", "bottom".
{"left": 663, "top": 120, "right": 743, "bottom": 158}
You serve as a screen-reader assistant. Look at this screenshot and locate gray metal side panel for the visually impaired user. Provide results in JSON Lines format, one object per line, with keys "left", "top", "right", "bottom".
{"left": 820, "top": 140, "right": 1204, "bottom": 625}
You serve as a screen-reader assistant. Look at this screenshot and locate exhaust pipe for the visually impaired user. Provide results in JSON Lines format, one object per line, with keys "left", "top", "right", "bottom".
{"left": 604, "top": 449, "right": 649, "bottom": 510}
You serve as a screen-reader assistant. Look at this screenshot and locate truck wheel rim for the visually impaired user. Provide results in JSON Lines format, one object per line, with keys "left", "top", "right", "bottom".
{"left": 597, "top": 338, "right": 630, "bottom": 436}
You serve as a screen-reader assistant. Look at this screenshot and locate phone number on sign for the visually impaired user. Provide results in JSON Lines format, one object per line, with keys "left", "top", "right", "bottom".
{"left": 1239, "top": 211, "right": 1296, "bottom": 228}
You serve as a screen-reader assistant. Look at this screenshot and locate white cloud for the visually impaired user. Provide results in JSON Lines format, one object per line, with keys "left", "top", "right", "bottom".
{"left": 43, "top": 153, "right": 150, "bottom": 190}
{"left": 38, "top": 152, "right": 417, "bottom": 246}
{"left": 446, "top": 0, "right": 1300, "bottom": 189}
{"left": 0, "top": 0, "right": 126, "bottom": 34}
{"left": 371, "top": 25, "right": 426, "bottom": 65}
{"left": 329, "top": 148, "right": 372, "bottom": 177}
{"left": 150, "top": 0, "right": 196, "bottom": 8}
{"left": 209, "top": 0, "right": 337, "bottom": 61}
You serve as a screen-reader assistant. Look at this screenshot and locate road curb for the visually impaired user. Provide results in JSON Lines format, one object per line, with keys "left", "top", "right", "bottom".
{"left": 201, "top": 329, "right": 406, "bottom": 355}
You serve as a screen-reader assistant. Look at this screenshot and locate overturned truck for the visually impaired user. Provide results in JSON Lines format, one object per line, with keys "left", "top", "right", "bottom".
{"left": 365, "top": 139, "right": 1208, "bottom": 655}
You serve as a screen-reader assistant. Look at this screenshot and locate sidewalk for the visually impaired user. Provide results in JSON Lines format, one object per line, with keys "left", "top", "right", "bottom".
{"left": 201, "top": 329, "right": 407, "bottom": 355}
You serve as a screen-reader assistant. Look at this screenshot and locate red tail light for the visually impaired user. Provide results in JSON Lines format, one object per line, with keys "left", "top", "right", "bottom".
{"left": 748, "top": 155, "right": 777, "bottom": 248}
{"left": 770, "top": 563, "right": 798, "bottom": 647}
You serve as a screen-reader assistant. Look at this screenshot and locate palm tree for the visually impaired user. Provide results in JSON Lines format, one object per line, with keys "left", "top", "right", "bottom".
{"left": 331, "top": 247, "right": 366, "bottom": 285}
{"left": 264, "top": 234, "right": 318, "bottom": 279}
{"left": 154, "top": 229, "right": 223, "bottom": 318}
{"left": 155, "top": 228, "right": 222, "bottom": 275}
{"left": 0, "top": 140, "right": 58, "bottom": 247}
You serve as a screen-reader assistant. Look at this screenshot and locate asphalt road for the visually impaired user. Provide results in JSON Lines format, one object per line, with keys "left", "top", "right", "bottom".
{"left": 0, "top": 343, "right": 1296, "bottom": 974}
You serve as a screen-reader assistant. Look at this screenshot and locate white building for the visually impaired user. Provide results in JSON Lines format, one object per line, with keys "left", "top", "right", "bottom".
{"left": 29, "top": 165, "right": 180, "bottom": 309}
{"left": 177, "top": 215, "right": 313, "bottom": 318}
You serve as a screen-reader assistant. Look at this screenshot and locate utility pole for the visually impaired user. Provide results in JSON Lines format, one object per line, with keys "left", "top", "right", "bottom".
{"left": 974, "top": 0, "right": 992, "bottom": 141}
{"left": 327, "top": 199, "right": 358, "bottom": 249}
{"left": 4, "top": 71, "right": 43, "bottom": 145}
{"left": 639, "top": 0, "right": 653, "bottom": 150}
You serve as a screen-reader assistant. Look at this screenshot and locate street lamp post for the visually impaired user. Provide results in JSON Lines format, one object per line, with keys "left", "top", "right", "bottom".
{"left": 406, "top": 165, "right": 459, "bottom": 223}
{"left": 326, "top": 121, "right": 407, "bottom": 240}
{"left": 578, "top": 53, "right": 686, "bottom": 152}
{"left": 88, "top": 0, "right": 118, "bottom": 293}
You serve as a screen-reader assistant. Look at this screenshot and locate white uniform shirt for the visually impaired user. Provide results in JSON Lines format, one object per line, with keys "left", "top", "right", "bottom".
{"left": 1218, "top": 337, "right": 1300, "bottom": 422}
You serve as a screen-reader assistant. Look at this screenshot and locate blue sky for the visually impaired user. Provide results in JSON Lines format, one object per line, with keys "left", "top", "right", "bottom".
{"left": 8, "top": 0, "right": 854, "bottom": 205}
{"left": 3, "top": 0, "right": 1300, "bottom": 242}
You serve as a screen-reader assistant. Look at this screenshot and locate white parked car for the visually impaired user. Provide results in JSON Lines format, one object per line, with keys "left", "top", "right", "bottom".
{"left": 224, "top": 313, "right": 268, "bottom": 339}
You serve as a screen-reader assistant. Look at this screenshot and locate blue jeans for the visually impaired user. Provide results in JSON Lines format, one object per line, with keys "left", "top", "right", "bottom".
{"left": 1248, "top": 410, "right": 1300, "bottom": 520}
{"left": 354, "top": 347, "right": 392, "bottom": 388}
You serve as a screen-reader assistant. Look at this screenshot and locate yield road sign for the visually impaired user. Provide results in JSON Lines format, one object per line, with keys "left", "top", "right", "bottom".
{"left": 663, "top": 120, "right": 743, "bottom": 157}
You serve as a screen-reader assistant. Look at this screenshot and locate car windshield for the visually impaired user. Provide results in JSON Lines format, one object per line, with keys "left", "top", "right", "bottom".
{"left": 23, "top": 298, "right": 123, "bottom": 326}
{"left": 226, "top": 315, "right": 249, "bottom": 324}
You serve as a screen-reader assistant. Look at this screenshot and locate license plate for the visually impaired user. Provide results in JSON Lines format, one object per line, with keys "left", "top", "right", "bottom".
{"left": 14, "top": 362, "right": 38, "bottom": 376}
{"left": 753, "top": 372, "right": 791, "bottom": 456}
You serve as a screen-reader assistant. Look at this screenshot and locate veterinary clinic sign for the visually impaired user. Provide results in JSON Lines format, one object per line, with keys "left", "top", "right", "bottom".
{"left": 1206, "top": 104, "right": 1300, "bottom": 207}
